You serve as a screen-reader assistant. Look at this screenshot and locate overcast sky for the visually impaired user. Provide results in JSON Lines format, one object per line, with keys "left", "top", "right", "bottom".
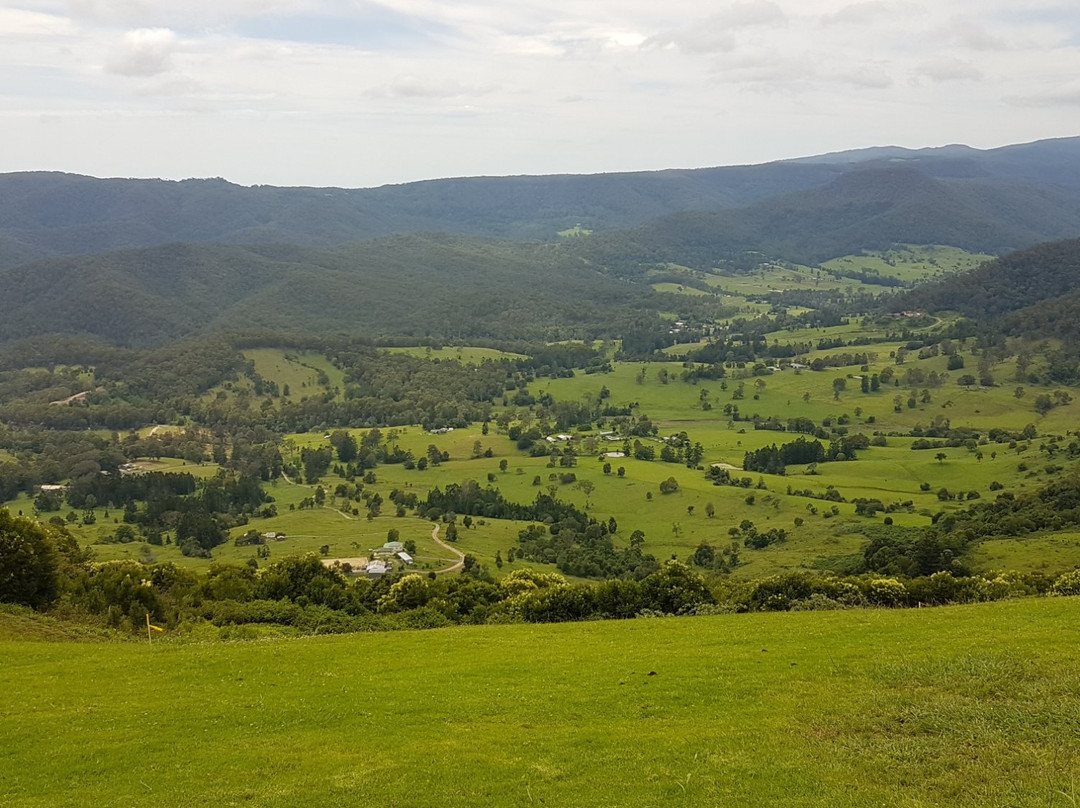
{"left": 2, "top": 0, "right": 1078, "bottom": 188}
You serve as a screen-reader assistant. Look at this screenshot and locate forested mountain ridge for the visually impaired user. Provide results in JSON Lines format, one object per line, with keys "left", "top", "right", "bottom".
{"left": 0, "top": 164, "right": 843, "bottom": 264}
{"left": 895, "top": 238, "right": 1080, "bottom": 342}
{"left": 2, "top": 137, "right": 1079, "bottom": 269}
{"left": 575, "top": 163, "right": 1080, "bottom": 271}
{"left": 0, "top": 235, "right": 661, "bottom": 347}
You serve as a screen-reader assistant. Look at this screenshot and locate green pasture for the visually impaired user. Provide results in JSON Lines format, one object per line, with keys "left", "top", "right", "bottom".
{"left": 822, "top": 245, "right": 994, "bottom": 283}
{"left": 9, "top": 342, "right": 1079, "bottom": 581}
{"left": 970, "top": 531, "right": 1080, "bottom": 576}
{"left": 239, "top": 348, "right": 344, "bottom": 405}
{"left": 701, "top": 262, "right": 866, "bottom": 296}
{"left": 4, "top": 597, "right": 1080, "bottom": 807}
{"left": 557, "top": 225, "right": 592, "bottom": 237}
{"left": 272, "top": 347, "right": 1080, "bottom": 574}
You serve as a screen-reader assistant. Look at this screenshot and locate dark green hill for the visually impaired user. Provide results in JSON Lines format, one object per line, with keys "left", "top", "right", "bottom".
{"left": 0, "top": 164, "right": 841, "bottom": 265}
{"left": 0, "top": 236, "right": 653, "bottom": 347}
{"left": 579, "top": 164, "right": 1080, "bottom": 272}
{"left": 896, "top": 238, "right": 1080, "bottom": 341}
{"left": 3, "top": 137, "right": 1079, "bottom": 268}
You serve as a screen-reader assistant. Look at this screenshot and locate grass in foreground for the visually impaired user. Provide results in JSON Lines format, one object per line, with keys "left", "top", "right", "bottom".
{"left": 2, "top": 597, "right": 1079, "bottom": 807}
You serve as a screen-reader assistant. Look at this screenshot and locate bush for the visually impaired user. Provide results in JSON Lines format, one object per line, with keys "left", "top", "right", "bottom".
{"left": 1052, "top": 569, "right": 1080, "bottom": 597}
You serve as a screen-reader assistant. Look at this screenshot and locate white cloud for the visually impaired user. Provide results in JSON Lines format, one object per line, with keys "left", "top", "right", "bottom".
{"left": 68, "top": 0, "right": 305, "bottom": 29}
{"left": 915, "top": 57, "right": 982, "bottom": 82}
{"left": 0, "top": 0, "right": 1078, "bottom": 185}
{"left": 105, "top": 28, "right": 179, "bottom": 76}
{"left": 0, "top": 7, "right": 75, "bottom": 35}
{"left": 647, "top": 1, "right": 787, "bottom": 54}
{"left": 824, "top": 1, "right": 920, "bottom": 26}
{"left": 833, "top": 67, "right": 894, "bottom": 89}
{"left": 378, "top": 75, "right": 486, "bottom": 99}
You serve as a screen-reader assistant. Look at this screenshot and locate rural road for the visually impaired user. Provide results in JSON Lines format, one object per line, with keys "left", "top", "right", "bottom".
{"left": 430, "top": 523, "right": 465, "bottom": 575}
{"left": 279, "top": 470, "right": 465, "bottom": 573}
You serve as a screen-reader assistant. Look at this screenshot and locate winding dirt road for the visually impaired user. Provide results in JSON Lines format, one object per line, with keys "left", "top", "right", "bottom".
{"left": 430, "top": 523, "right": 465, "bottom": 575}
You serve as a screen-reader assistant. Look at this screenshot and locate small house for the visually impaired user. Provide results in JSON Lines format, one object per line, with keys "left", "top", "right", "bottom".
{"left": 365, "top": 560, "right": 389, "bottom": 578}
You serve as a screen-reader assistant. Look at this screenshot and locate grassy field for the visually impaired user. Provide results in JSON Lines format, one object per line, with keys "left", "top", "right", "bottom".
{"left": 9, "top": 333, "right": 1079, "bottom": 581}
{"left": 7, "top": 291, "right": 1078, "bottom": 584}
{"left": 60, "top": 336, "right": 1074, "bottom": 578}
{"left": 242, "top": 348, "right": 345, "bottom": 404}
{"left": 822, "top": 245, "right": 994, "bottom": 283}
{"left": 3, "top": 596, "right": 1079, "bottom": 807}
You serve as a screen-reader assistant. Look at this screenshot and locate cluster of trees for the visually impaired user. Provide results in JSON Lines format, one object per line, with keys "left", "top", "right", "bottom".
{"left": 743, "top": 437, "right": 827, "bottom": 475}
{"left": 516, "top": 519, "right": 656, "bottom": 579}
{"left": 421, "top": 481, "right": 589, "bottom": 525}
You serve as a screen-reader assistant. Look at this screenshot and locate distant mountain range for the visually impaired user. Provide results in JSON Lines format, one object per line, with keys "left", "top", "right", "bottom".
{"left": 2, "top": 136, "right": 1079, "bottom": 348}
{"left": 1, "top": 137, "right": 1078, "bottom": 270}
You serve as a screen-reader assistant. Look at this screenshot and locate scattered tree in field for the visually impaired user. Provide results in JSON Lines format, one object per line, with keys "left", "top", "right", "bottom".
{"left": 577, "top": 479, "right": 596, "bottom": 509}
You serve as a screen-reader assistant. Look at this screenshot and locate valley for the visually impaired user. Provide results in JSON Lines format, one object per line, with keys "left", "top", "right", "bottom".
{"left": 3, "top": 140, "right": 1080, "bottom": 806}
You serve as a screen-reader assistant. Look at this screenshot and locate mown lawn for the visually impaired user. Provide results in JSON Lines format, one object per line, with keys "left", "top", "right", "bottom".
{"left": 3, "top": 597, "right": 1080, "bottom": 807}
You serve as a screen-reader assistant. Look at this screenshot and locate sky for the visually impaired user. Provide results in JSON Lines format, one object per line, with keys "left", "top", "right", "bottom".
{"left": 2, "top": 0, "right": 1079, "bottom": 188}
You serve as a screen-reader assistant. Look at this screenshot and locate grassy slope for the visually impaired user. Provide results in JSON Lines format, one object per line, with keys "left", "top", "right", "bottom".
{"left": 3, "top": 597, "right": 1079, "bottom": 807}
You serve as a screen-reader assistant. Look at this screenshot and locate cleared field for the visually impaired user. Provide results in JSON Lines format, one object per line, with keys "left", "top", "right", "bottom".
{"left": 243, "top": 348, "right": 345, "bottom": 402}
{"left": 3, "top": 597, "right": 1079, "bottom": 807}
{"left": 822, "top": 245, "right": 994, "bottom": 283}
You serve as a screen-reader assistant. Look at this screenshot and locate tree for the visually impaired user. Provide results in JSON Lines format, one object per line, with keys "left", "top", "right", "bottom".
{"left": 705, "top": 502, "right": 715, "bottom": 518}
{"left": 329, "top": 431, "right": 358, "bottom": 463}
{"left": 0, "top": 510, "right": 61, "bottom": 609}
{"left": 935, "top": 452, "right": 947, "bottom": 464}
{"left": 577, "top": 479, "right": 596, "bottom": 509}
{"left": 693, "top": 543, "right": 715, "bottom": 567}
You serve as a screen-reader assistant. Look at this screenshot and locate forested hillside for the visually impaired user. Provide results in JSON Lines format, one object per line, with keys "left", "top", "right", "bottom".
{"left": 0, "top": 236, "right": 663, "bottom": 346}
{"left": 2, "top": 137, "right": 1079, "bottom": 270}
{"left": 0, "top": 163, "right": 841, "bottom": 263}
{"left": 579, "top": 165, "right": 1080, "bottom": 272}
{"left": 896, "top": 238, "right": 1080, "bottom": 341}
